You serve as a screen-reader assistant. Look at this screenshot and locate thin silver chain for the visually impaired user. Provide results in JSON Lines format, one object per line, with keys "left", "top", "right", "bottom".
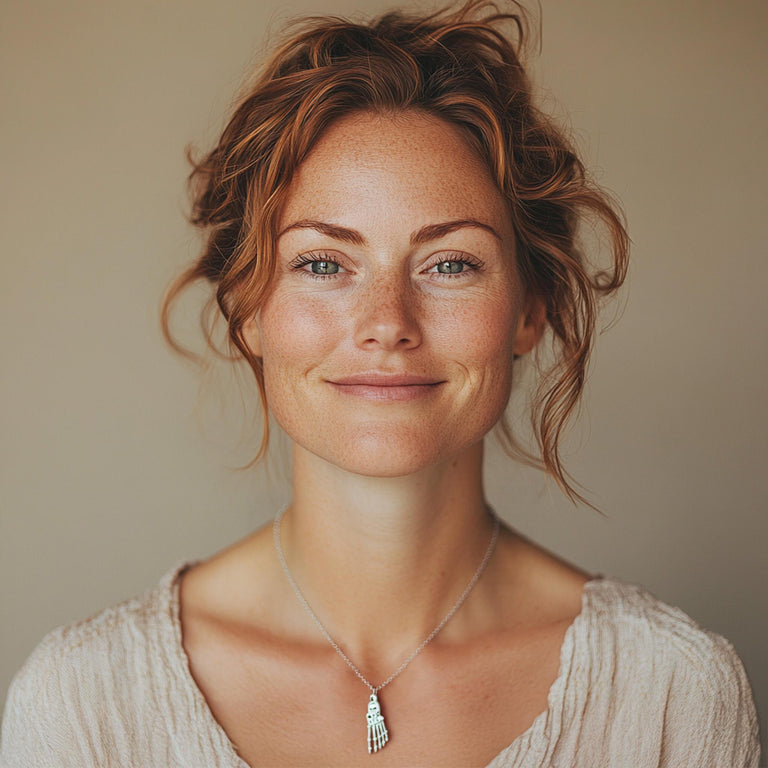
{"left": 273, "top": 506, "right": 500, "bottom": 694}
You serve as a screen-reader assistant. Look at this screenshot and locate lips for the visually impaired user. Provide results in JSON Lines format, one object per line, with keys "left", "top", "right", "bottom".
{"left": 329, "top": 372, "right": 443, "bottom": 386}
{"left": 326, "top": 372, "right": 445, "bottom": 401}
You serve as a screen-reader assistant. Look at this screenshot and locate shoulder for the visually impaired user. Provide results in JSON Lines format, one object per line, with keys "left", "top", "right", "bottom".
{"left": 0, "top": 561, "right": 193, "bottom": 766}
{"left": 576, "top": 577, "right": 760, "bottom": 765}
{"left": 11, "top": 561, "right": 183, "bottom": 691}
{"left": 584, "top": 577, "right": 750, "bottom": 682}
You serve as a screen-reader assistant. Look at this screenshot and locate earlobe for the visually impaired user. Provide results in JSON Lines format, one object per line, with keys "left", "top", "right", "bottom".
{"left": 512, "top": 298, "right": 547, "bottom": 357}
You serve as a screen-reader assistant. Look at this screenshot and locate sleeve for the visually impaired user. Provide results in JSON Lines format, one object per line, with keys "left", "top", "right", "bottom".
{"left": 659, "top": 632, "right": 761, "bottom": 768}
{"left": 0, "top": 633, "right": 93, "bottom": 768}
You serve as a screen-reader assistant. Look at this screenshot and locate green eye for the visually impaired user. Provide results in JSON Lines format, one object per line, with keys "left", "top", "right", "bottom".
{"left": 436, "top": 260, "right": 464, "bottom": 274}
{"left": 310, "top": 260, "right": 339, "bottom": 275}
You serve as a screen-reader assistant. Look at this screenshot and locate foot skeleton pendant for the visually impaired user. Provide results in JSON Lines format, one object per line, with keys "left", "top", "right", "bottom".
{"left": 366, "top": 692, "right": 389, "bottom": 753}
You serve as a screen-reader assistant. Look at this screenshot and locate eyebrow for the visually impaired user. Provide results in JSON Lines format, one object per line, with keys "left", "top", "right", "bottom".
{"left": 277, "top": 218, "right": 502, "bottom": 246}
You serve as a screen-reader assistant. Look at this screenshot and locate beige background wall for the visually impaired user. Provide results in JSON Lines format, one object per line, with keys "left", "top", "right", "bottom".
{"left": 1, "top": 0, "right": 766, "bottom": 758}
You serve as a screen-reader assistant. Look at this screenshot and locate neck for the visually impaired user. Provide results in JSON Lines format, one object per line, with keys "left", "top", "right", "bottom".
{"left": 277, "top": 440, "right": 496, "bottom": 680}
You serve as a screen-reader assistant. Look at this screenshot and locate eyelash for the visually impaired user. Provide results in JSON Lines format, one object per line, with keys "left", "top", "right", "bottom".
{"left": 427, "top": 253, "right": 483, "bottom": 277}
{"left": 289, "top": 252, "right": 345, "bottom": 280}
{"left": 289, "top": 251, "right": 483, "bottom": 280}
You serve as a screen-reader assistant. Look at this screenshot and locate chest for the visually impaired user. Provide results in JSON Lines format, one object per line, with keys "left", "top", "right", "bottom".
{"left": 182, "top": 620, "right": 570, "bottom": 768}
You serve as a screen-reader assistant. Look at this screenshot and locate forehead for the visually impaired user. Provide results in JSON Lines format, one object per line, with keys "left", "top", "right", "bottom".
{"left": 279, "top": 110, "right": 513, "bottom": 241}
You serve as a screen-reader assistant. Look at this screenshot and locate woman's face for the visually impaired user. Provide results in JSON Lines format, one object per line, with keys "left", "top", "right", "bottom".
{"left": 248, "top": 110, "right": 543, "bottom": 478}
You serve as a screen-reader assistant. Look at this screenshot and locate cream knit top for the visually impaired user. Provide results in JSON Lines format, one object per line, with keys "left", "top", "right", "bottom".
{"left": 0, "top": 561, "right": 760, "bottom": 767}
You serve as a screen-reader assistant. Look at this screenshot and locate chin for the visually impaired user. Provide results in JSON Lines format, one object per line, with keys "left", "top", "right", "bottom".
{"left": 330, "top": 453, "right": 440, "bottom": 479}
{"left": 306, "top": 425, "right": 482, "bottom": 479}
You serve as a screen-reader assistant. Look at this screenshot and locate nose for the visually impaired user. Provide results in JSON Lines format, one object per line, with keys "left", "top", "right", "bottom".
{"left": 353, "top": 274, "right": 422, "bottom": 352}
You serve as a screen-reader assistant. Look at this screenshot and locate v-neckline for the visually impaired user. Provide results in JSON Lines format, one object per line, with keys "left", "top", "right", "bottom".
{"left": 163, "top": 560, "right": 604, "bottom": 767}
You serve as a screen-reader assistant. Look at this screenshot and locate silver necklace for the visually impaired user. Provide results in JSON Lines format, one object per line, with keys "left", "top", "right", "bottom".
{"left": 272, "top": 506, "right": 500, "bottom": 755}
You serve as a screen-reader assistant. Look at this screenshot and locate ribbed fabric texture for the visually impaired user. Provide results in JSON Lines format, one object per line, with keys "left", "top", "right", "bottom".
{"left": 1, "top": 562, "right": 760, "bottom": 767}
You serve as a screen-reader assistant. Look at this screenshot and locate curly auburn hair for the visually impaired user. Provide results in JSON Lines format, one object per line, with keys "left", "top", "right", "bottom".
{"left": 162, "top": 0, "right": 629, "bottom": 505}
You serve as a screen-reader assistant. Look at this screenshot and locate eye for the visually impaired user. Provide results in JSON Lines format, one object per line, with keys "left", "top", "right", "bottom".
{"left": 309, "top": 260, "right": 339, "bottom": 275}
{"left": 435, "top": 260, "right": 465, "bottom": 274}
{"left": 289, "top": 251, "right": 346, "bottom": 278}
{"left": 426, "top": 253, "right": 482, "bottom": 277}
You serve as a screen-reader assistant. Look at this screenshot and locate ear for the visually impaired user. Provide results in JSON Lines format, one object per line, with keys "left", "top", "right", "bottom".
{"left": 241, "top": 312, "right": 263, "bottom": 358}
{"left": 512, "top": 296, "right": 547, "bottom": 357}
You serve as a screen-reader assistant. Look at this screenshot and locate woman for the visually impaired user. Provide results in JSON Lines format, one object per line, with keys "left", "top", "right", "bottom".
{"left": 1, "top": 1, "right": 760, "bottom": 766}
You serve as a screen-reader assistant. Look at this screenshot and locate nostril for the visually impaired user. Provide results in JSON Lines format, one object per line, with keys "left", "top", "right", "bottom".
{"left": 353, "top": 295, "right": 422, "bottom": 350}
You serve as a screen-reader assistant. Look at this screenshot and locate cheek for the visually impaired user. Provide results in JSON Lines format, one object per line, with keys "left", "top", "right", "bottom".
{"left": 430, "top": 291, "right": 519, "bottom": 369}
{"left": 431, "top": 290, "right": 520, "bottom": 436}
{"left": 259, "top": 291, "right": 342, "bottom": 371}
{"left": 256, "top": 292, "right": 342, "bottom": 440}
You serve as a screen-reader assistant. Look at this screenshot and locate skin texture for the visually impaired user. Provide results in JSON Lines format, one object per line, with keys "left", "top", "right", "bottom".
{"left": 248, "top": 109, "right": 542, "bottom": 480}
{"left": 178, "top": 111, "right": 590, "bottom": 767}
